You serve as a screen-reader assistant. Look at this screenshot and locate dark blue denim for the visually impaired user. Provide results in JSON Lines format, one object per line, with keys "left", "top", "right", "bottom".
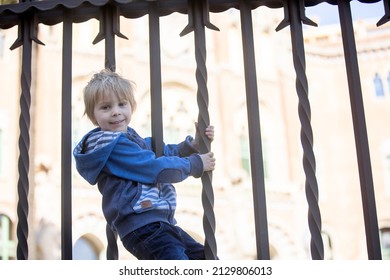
{"left": 121, "top": 222, "right": 205, "bottom": 260}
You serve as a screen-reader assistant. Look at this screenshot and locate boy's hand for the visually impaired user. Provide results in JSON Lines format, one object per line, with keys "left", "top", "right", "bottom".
{"left": 199, "top": 152, "right": 216, "bottom": 172}
{"left": 204, "top": 125, "right": 215, "bottom": 142}
{"left": 192, "top": 122, "right": 215, "bottom": 150}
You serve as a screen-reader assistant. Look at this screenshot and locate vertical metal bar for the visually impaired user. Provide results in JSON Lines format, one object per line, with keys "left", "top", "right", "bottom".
{"left": 105, "top": 6, "right": 116, "bottom": 72}
{"left": 149, "top": 1, "right": 164, "bottom": 157}
{"left": 192, "top": 0, "right": 217, "bottom": 260}
{"left": 61, "top": 11, "right": 73, "bottom": 260}
{"left": 286, "top": 0, "right": 323, "bottom": 260}
{"left": 103, "top": 5, "right": 118, "bottom": 260}
{"left": 337, "top": 0, "right": 382, "bottom": 260}
{"left": 16, "top": 16, "right": 32, "bottom": 261}
{"left": 179, "top": 0, "right": 219, "bottom": 259}
{"left": 239, "top": 0, "right": 270, "bottom": 260}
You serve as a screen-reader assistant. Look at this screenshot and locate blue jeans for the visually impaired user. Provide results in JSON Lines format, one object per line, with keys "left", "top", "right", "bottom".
{"left": 122, "top": 222, "right": 205, "bottom": 260}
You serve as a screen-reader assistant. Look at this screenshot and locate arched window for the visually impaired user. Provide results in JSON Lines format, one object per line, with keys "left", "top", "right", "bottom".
{"left": 239, "top": 132, "right": 251, "bottom": 176}
{"left": 385, "top": 155, "right": 390, "bottom": 196}
{"left": 131, "top": 84, "right": 198, "bottom": 145}
{"left": 380, "top": 228, "right": 390, "bottom": 260}
{"left": 374, "top": 73, "right": 384, "bottom": 97}
{"left": 387, "top": 72, "right": 390, "bottom": 96}
{"left": 0, "top": 215, "right": 15, "bottom": 260}
{"left": 322, "top": 231, "right": 333, "bottom": 260}
{"left": 0, "top": 32, "right": 4, "bottom": 58}
{"left": 0, "top": 128, "right": 3, "bottom": 174}
{"left": 73, "top": 235, "right": 101, "bottom": 260}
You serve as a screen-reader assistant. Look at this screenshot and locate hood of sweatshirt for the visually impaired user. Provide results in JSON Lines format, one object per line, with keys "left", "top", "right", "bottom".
{"left": 73, "top": 127, "right": 119, "bottom": 185}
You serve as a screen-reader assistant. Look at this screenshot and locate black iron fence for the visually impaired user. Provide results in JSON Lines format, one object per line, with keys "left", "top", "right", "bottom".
{"left": 0, "top": 0, "right": 388, "bottom": 260}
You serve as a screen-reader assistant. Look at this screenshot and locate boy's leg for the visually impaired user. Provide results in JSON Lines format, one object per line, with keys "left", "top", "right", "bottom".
{"left": 175, "top": 226, "right": 206, "bottom": 260}
{"left": 122, "top": 222, "right": 190, "bottom": 260}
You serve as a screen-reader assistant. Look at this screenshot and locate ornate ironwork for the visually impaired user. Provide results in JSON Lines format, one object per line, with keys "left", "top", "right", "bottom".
{"left": 181, "top": 0, "right": 219, "bottom": 260}
{"left": 0, "top": 0, "right": 384, "bottom": 260}
{"left": 11, "top": 4, "right": 44, "bottom": 259}
{"left": 277, "top": 0, "right": 324, "bottom": 260}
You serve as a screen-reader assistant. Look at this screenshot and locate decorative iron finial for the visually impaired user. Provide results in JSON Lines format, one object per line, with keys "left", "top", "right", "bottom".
{"left": 276, "top": 0, "right": 317, "bottom": 31}
{"left": 180, "top": 0, "right": 219, "bottom": 37}
{"left": 377, "top": 0, "right": 390, "bottom": 26}
{"left": 93, "top": 5, "right": 128, "bottom": 45}
{"left": 10, "top": 12, "right": 44, "bottom": 50}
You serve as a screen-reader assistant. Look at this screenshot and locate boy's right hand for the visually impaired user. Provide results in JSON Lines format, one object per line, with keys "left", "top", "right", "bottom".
{"left": 200, "top": 152, "right": 216, "bottom": 172}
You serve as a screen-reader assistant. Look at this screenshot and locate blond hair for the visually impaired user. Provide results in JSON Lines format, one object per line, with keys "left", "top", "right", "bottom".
{"left": 83, "top": 69, "right": 137, "bottom": 125}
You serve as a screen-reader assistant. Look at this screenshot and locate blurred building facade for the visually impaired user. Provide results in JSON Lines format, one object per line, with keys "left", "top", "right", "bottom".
{"left": 0, "top": 8, "right": 389, "bottom": 260}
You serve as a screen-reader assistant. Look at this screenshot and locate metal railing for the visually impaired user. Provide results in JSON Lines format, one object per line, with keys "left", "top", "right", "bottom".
{"left": 0, "top": 0, "right": 388, "bottom": 260}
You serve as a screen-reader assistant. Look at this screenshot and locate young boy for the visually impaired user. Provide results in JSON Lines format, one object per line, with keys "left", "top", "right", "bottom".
{"left": 73, "top": 69, "right": 216, "bottom": 260}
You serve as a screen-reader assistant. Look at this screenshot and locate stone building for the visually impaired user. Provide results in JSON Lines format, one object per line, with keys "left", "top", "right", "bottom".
{"left": 0, "top": 7, "right": 389, "bottom": 260}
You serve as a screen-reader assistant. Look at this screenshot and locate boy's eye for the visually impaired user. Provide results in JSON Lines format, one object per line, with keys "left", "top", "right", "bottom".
{"left": 101, "top": 105, "right": 110, "bottom": 110}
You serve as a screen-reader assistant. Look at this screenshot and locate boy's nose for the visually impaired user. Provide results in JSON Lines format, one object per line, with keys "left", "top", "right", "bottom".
{"left": 111, "top": 107, "right": 120, "bottom": 116}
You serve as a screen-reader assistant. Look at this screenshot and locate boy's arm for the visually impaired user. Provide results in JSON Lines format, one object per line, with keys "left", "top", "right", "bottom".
{"left": 144, "top": 124, "right": 214, "bottom": 157}
{"left": 144, "top": 136, "right": 198, "bottom": 157}
{"left": 104, "top": 136, "right": 203, "bottom": 185}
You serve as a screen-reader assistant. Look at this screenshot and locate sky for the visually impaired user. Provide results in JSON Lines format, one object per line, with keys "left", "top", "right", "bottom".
{"left": 306, "top": 1, "right": 385, "bottom": 25}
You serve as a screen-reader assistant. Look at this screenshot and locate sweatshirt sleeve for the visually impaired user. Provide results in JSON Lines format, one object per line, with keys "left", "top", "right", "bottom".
{"left": 144, "top": 135, "right": 198, "bottom": 157}
{"left": 176, "top": 136, "right": 199, "bottom": 157}
{"left": 103, "top": 135, "right": 203, "bottom": 184}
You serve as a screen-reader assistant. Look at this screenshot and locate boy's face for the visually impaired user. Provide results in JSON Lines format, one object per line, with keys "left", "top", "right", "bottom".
{"left": 93, "top": 93, "right": 132, "bottom": 132}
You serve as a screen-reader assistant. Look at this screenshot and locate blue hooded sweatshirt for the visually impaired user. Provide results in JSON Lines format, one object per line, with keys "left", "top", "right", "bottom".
{"left": 73, "top": 127, "right": 203, "bottom": 240}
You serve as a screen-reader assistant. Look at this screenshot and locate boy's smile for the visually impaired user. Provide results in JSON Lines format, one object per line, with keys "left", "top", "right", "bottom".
{"left": 93, "top": 93, "right": 132, "bottom": 132}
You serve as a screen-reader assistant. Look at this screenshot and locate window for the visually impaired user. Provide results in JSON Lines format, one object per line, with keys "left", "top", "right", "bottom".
{"left": 0, "top": 129, "right": 2, "bottom": 174}
{"left": 380, "top": 228, "right": 390, "bottom": 260}
{"left": 240, "top": 133, "right": 250, "bottom": 175}
{"left": 130, "top": 85, "right": 198, "bottom": 146}
{"left": 384, "top": 155, "right": 390, "bottom": 196}
{"left": 387, "top": 72, "right": 390, "bottom": 96}
{"left": 374, "top": 73, "right": 384, "bottom": 97}
{"left": 0, "top": 1, "right": 18, "bottom": 5}
{"left": 161, "top": 89, "right": 196, "bottom": 144}
{"left": 0, "top": 32, "right": 4, "bottom": 58}
{"left": 0, "top": 215, "right": 15, "bottom": 260}
{"left": 73, "top": 235, "right": 100, "bottom": 260}
{"left": 322, "top": 231, "right": 333, "bottom": 260}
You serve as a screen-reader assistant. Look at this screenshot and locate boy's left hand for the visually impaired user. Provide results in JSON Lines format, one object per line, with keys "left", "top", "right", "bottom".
{"left": 204, "top": 125, "right": 214, "bottom": 142}
{"left": 192, "top": 122, "right": 214, "bottom": 149}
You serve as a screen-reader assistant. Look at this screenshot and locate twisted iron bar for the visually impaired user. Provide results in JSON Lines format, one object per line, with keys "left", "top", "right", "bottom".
{"left": 10, "top": 8, "right": 44, "bottom": 259}
{"left": 181, "top": 0, "right": 218, "bottom": 260}
{"left": 9, "top": 1, "right": 45, "bottom": 262}
{"left": 14, "top": 18, "right": 32, "bottom": 261}
{"left": 277, "top": 0, "right": 324, "bottom": 260}
{"left": 16, "top": 74, "right": 30, "bottom": 260}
